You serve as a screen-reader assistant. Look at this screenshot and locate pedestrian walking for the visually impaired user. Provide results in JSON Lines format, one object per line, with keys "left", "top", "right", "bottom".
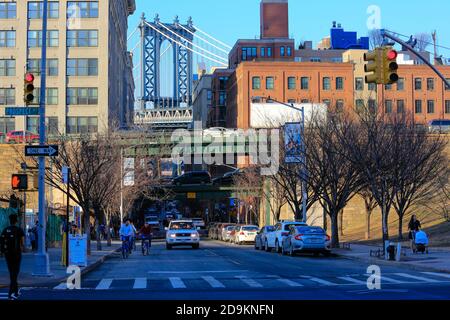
{"left": 0, "top": 214, "right": 25, "bottom": 300}
{"left": 408, "top": 215, "right": 422, "bottom": 253}
{"left": 29, "top": 221, "right": 38, "bottom": 251}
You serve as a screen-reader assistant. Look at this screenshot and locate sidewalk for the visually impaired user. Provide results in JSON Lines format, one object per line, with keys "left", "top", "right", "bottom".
{"left": 0, "top": 241, "right": 121, "bottom": 288}
{"left": 335, "top": 243, "right": 450, "bottom": 274}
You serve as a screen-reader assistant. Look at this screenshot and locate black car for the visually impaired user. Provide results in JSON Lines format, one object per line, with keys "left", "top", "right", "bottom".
{"left": 172, "top": 171, "right": 212, "bottom": 186}
{"left": 212, "top": 169, "right": 243, "bottom": 186}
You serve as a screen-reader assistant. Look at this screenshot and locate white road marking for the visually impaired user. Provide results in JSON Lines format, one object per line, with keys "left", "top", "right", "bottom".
{"left": 169, "top": 277, "right": 186, "bottom": 289}
{"left": 277, "top": 279, "right": 304, "bottom": 287}
{"left": 380, "top": 276, "right": 404, "bottom": 284}
{"left": 133, "top": 278, "right": 147, "bottom": 289}
{"left": 53, "top": 283, "right": 68, "bottom": 290}
{"left": 422, "top": 272, "right": 450, "bottom": 280}
{"left": 95, "top": 279, "right": 113, "bottom": 290}
{"left": 235, "top": 276, "right": 263, "bottom": 288}
{"left": 149, "top": 270, "right": 248, "bottom": 274}
{"left": 394, "top": 273, "right": 440, "bottom": 283}
{"left": 305, "top": 277, "right": 338, "bottom": 286}
{"left": 202, "top": 276, "right": 225, "bottom": 288}
{"left": 338, "top": 276, "right": 366, "bottom": 285}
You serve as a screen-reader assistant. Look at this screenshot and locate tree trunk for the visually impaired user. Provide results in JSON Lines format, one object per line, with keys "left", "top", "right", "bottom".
{"left": 94, "top": 207, "right": 102, "bottom": 251}
{"left": 398, "top": 215, "right": 404, "bottom": 241}
{"left": 330, "top": 211, "right": 340, "bottom": 248}
{"left": 339, "top": 209, "right": 344, "bottom": 236}
{"left": 82, "top": 206, "right": 91, "bottom": 255}
{"left": 366, "top": 211, "right": 372, "bottom": 240}
{"left": 381, "top": 205, "right": 390, "bottom": 252}
{"left": 323, "top": 207, "right": 327, "bottom": 231}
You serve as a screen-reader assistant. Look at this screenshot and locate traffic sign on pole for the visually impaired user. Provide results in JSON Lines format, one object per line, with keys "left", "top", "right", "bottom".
{"left": 25, "top": 145, "right": 59, "bottom": 157}
{"left": 5, "top": 107, "right": 40, "bottom": 116}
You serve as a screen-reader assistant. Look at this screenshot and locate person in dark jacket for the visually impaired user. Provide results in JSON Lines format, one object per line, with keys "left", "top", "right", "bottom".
{"left": 0, "top": 214, "right": 25, "bottom": 300}
{"left": 408, "top": 215, "right": 422, "bottom": 253}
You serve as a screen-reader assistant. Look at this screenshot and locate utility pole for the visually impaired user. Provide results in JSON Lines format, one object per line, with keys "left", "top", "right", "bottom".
{"left": 33, "top": 0, "right": 51, "bottom": 276}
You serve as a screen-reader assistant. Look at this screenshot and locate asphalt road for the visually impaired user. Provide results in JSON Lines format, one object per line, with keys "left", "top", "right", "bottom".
{"left": 3, "top": 240, "right": 450, "bottom": 300}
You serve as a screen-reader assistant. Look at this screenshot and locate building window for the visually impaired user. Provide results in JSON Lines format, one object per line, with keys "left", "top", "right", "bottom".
{"left": 252, "top": 77, "right": 261, "bottom": 90}
{"left": 368, "top": 83, "right": 377, "bottom": 92}
{"left": 446, "top": 79, "right": 450, "bottom": 91}
{"left": 415, "top": 78, "right": 422, "bottom": 90}
{"left": 26, "top": 117, "right": 39, "bottom": 134}
{"left": 242, "top": 47, "right": 257, "bottom": 61}
{"left": 48, "top": 117, "right": 59, "bottom": 135}
{"left": 397, "top": 78, "right": 405, "bottom": 91}
{"left": 415, "top": 100, "right": 422, "bottom": 114}
{"left": 355, "top": 77, "right": 364, "bottom": 91}
{"left": 336, "top": 77, "right": 344, "bottom": 90}
{"left": 336, "top": 99, "right": 344, "bottom": 112}
{"left": 266, "top": 77, "right": 274, "bottom": 90}
{"left": 67, "top": 30, "right": 98, "bottom": 47}
{"left": 356, "top": 99, "right": 365, "bottom": 110}
{"left": 287, "top": 47, "right": 292, "bottom": 57}
{"left": 0, "top": 59, "right": 15, "bottom": 76}
{"left": 280, "top": 46, "right": 285, "bottom": 57}
{"left": 0, "top": 117, "right": 15, "bottom": 134}
{"left": 67, "top": 1, "right": 99, "bottom": 18}
{"left": 427, "top": 100, "right": 435, "bottom": 114}
{"left": 310, "top": 57, "right": 321, "bottom": 62}
{"left": 0, "top": 30, "right": 15, "bottom": 47}
{"left": 385, "top": 84, "right": 392, "bottom": 90}
{"left": 287, "top": 77, "right": 296, "bottom": 90}
{"left": 219, "top": 77, "right": 228, "bottom": 90}
{"left": 267, "top": 47, "right": 272, "bottom": 57}
{"left": 0, "top": 3, "right": 16, "bottom": 19}
{"left": 67, "top": 117, "right": 98, "bottom": 134}
{"left": 28, "top": 2, "right": 59, "bottom": 19}
{"left": 218, "top": 92, "right": 226, "bottom": 106}
{"left": 287, "top": 99, "right": 296, "bottom": 104}
{"left": 300, "top": 99, "right": 310, "bottom": 103}
{"left": 368, "top": 99, "right": 377, "bottom": 113}
{"left": 323, "top": 99, "right": 331, "bottom": 108}
{"left": 427, "top": 78, "right": 435, "bottom": 91}
{"left": 0, "top": 88, "right": 15, "bottom": 105}
{"left": 28, "top": 30, "right": 59, "bottom": 47}
{"left": 32, "top": 88, "right": 59, "bottom": 105}
{"left": 385, "top": 100, "right": 393, "bottom": 114}
{"left": 67, "top": 88, "right": 98, "bottom": 105}
{"left": 397, "top": 100, "right": 405, "bottom": 114}
{"left": 445, "top": 100, "right": 450, "bottom": 114}
{"left": 301, "top": 77, "right": 309, "bottom": 90}
{"left": 322, "top": 77, "right": 331, "bottom": 90}
{"left": 67, "top": 58, "right": 98, "bottom": 76}
{"left": 28, "top": 59, "right": 58, "bottom": 76}
{"left": 260, "top": 47, "right": 265, "bottom": 57}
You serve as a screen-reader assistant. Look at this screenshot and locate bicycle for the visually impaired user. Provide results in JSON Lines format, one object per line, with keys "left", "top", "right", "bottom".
{"left": 121, "top": 236, "right": 131, "bottom": 259}
{"left": 140, "top": 235, "right": 151, "bottom": 256}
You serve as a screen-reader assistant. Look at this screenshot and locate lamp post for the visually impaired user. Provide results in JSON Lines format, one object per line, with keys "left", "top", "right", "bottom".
{"left": 251, "top": 96, "right": 308, "bottom": 223}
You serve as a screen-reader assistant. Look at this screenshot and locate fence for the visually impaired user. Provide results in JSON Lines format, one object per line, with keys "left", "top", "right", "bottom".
{"left": 0, "top": 207, "right": 19, "bottom": 232}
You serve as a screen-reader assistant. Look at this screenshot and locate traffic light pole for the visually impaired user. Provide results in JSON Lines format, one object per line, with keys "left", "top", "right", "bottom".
{"left": 381, "top": 30, "right": 450, "bottom": 88}
{"left": 33, "top": 0, "right": 51, "bottom": 277}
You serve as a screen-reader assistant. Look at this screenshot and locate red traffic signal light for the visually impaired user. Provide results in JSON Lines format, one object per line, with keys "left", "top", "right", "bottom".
{"left": 24, "top": 73, "right": 35, "bottom": 104}
{"left": 387, "top": 50, "right": 398, "bottom": 60}
{"left": 25, "top": 73, "right": 35, "bottom": 82}
{"left": 11, "top": 174, "right": 28, "bottom": 190}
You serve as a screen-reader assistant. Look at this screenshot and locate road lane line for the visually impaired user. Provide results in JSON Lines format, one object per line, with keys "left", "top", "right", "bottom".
{"left": 380, "top": 276, "right": 404, "bottom": 284}
{"left": 202, "top": 276, "right": 225, "bottom": 288}
{"left": 53, "top": 283, "right": 68, "bottom": 290}
{"left": 305, "top": 277, "right": 338, "bottom": 286}
{"left": 133, "top": 278, "right": 147, "bottom": 289}
{"left": 338, "top": 277, "right": 366, "bottom": 285}
{"left": 235, "top": 276, "right": 263, "bottom": 288}
{"left": 422, "top": 272, "right": 450, "bottom": 280}
{"left": 169, "top": 277, "right": 186, "bottom": 289}
{"left": 277, "top": 279, "right": 303, "bottom": 287}
{"left": 95, "top": 279, "right": 113, "bottom": 290}
{"left": 394, "top": 273, "right": 440, "bottom": 283}
{"left": 149, "top": 270, "right": 248, "bottom": 274}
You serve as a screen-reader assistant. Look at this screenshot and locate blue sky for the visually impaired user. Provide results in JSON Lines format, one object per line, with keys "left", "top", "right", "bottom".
{"left": 128, "top": 0, "right": 450, "bottom": 57}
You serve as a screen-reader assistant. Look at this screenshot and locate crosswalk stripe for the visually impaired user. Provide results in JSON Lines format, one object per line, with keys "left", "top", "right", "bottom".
{"left": 306, "top": 277, "right": 338, "bottom": 286}
{"left": 133, "top": 278, "right": 147, "bottom": 289}
{"left": 394, "top": 273, "right": 440, "bottom": 283}
{"left": 53, "top": 283, "right": 67, "bottom": 290}
{"left": 235, "top": 276, "right": 263, "bottom": 288}
{"left": 338, "top": 276, "right": 366, "bottom": 285}
{"left": 277, "top": 279, "right": 303, "bottom": 287}
{"left": 96, "top": 279, "right": 113, "bottom": 290}
{"left": 422, "top": 272, "right": 450, "bottom": 280}
{"left": 202, "top": 276, "right": 225, "bottom": 288}
{"left": 169, "top": 277, "right": 186, "bottom": 289}
{"left": 380, "top": 276, "right": 404, "bottom": 284}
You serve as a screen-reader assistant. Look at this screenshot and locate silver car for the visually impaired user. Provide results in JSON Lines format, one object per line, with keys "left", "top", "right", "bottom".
{"left": 254, "top": 226, "right": 275, "bottom": 250}
{"left": 281, "top": 226, "right": 331, "bottom": 256}
{"left": 222, "top": 225, "right": 237, "bottom": 242}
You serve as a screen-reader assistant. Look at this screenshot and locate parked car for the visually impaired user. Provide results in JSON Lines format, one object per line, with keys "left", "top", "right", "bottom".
{"left": 222, "top": 224, "right": 237, "bottom": 242}
{"left": 165, "top": 220, "right": 200, "bottom": 250}
{"left": 232, "top": 225, "right": 259, "bottom": 245}
{"left": 172, "top": 171, "right": 212, "bottom": 186}
{"left": 265, "top": 221, "right": 308, "bottom": 253}
{"left": 192, "top": 218, "right": 206, "bottom": 230}
{"left": 255, "top": 226, "right": 275, "bottom": 250}
{"left": 428, "top": 119, "right": 450, "bottom": 133}
{"left": 281, "top": 226, "right": 331, "bottom": 257}
{"left": 208, "top": 223, "right": 219, "bottom": 240}
{"left": 217, "top": 223, "right": 235, "bottom": 241}
{"left": 5, "top": 131, "right": 39, "bottom": 144}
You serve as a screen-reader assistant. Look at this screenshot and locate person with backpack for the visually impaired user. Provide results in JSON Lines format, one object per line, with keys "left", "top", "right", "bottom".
{"left": 0, "top": 214, "right": 25, "bottom": 300}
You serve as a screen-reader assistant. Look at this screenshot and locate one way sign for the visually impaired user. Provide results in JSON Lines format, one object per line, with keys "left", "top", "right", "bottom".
{"left": 25, "top": 145, "right": 59, "bottom": 157}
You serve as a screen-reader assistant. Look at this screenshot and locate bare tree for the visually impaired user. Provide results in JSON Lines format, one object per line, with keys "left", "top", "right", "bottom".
{"left": 415, "top": 32, "right": 432, "bottom": 52}
{"left": 233, "top": 166, "right": 263, "bottom": 225}
{"left": 369, "top": 29, "right": 384, "bottom": 49}
{"left": 358, "top": 187, "right": 378, "bottom": 240}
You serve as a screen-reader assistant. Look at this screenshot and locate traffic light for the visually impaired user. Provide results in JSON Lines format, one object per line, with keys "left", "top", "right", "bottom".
{"left": 24, "top": 73, "right": 35, "bottom": 105}
{"left": 364, "top": 48, "right": 383, "bottom": 84}
{"left": 382, "top": 47, "right": 399, "bottom": 84}
{"left": 11, "top": 174, "right": 28, "bottom": 190}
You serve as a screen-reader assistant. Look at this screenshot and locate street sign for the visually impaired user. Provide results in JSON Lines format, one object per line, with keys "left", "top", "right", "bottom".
{"left": 5, "top": 107, "right": 40, "bottom": 116}
{"left": 25, "top": 145, "right": 59, "bottom": 157}
{"left": 62, "top": 166, "right": 69, "bottom": 184}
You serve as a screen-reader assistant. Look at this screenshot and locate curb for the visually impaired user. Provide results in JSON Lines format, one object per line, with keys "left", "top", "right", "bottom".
{"left": 336, "top": 251, "right": 450, "bottom": 275}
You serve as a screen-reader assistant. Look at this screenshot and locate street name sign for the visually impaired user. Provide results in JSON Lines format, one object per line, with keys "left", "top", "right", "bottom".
{"left": 5, "top": 107, "right": 40, "bottom": 116}
{"left": 25, "top": 145, "right": 59, "bottom": 157}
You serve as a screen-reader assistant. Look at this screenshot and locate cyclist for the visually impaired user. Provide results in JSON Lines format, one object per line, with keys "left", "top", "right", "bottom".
{"left": 119, "top": 219, "right": 133, "bottom": 254}
{"left": 139, "top": 222, "right": 153, "bottom": 255}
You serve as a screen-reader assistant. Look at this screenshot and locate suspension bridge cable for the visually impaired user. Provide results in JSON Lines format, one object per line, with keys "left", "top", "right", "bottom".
{"left": 130, "top": 41, "right": 140, "bottom": 54}
{"left": 156, "top": 21, "right": 228, "bottom": 63}
{"left": 143, "top": 21, "right": 227, "bottom": 67}
{"left": 177, "top": 23, "right": 230, "bottom": 55}
{"left": 192, "top": 24, "right": 232, "bottom": 49}
{"left": 127, "top": 27, "right": 139, "bottom": 42}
